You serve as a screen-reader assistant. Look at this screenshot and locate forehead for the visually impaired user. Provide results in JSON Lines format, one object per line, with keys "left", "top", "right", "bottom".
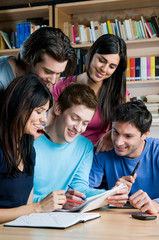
{"left": 39, "top": 53, "right": 68, "bottom": 73}
{"left": 63, "top": 104, "right": 95, "bottom": 120}
{"left": 112, "top": 121, "right": 140, "bottom": 135}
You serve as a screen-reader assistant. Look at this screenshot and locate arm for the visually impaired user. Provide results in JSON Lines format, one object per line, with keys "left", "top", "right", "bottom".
{"left": 67, "top": 142, "right": 105, "bottom": 200}
{"left": 0, "top": 189, "right": 66, "bottom": 224}
{"left": 129, "top": 190, "right": 159, "bottom": 214}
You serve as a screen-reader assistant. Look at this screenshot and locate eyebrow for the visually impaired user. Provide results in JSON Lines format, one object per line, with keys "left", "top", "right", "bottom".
{"left": 98, "top": 55, "right": 118, "bottom": 67}
{"left": 43, "top": 67, "right": 61, "bottom": 75}
{"left": 72, "top": 113, "right": 91, "bottom": 123}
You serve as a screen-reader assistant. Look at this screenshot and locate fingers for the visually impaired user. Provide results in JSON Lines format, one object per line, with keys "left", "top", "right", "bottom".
{"left": 129, "top": 190, "right": 157, "bottom": 214}
{"left": 66, "top": 189, "right": 86, "bottom": 200}
{"left": 39, "top": 190, "right": 66, "bottom": 212}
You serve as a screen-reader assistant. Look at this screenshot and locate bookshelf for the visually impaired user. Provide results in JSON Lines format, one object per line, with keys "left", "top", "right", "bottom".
{"left": 55, "top": 0, "right": 159, "bottom": 134}
{"left": 0, "top": 5, "right": 53, "bottom": 56}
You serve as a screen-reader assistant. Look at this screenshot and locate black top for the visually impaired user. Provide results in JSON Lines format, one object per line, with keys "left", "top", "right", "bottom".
{"left": 0, "top": 145, "right": 35, "bottom": 208}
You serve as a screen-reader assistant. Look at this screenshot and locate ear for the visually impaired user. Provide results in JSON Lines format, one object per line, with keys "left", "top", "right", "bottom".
{"left": 141, "top": 129, "right": 150, "bottom": 140}
{"left": 53, "top": 102, "right": 62, "bottom": 116}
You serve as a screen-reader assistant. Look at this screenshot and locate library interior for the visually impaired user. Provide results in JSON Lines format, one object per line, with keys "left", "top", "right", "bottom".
{"left": 0, "top": 0, "right": 159, "bottom": 239}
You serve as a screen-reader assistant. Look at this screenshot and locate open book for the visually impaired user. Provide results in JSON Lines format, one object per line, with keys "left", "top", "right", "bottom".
{"left": 62, "top": 183, "right": 126, "bottom": 213}
{"left": 4, "top": 212, "right": 100, "bottom": 229}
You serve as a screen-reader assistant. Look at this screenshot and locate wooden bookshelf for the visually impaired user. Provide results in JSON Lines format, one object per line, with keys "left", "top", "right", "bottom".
{"left": 55, "top": 0, "right": 159, "bottom": 130}
{"left": 0, "top": 5, "right": 53, "bottom": 55}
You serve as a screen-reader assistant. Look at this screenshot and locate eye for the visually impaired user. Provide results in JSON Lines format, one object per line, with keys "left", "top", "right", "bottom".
{"left": 98, "top": 57, "right": 105, "bottom": 63}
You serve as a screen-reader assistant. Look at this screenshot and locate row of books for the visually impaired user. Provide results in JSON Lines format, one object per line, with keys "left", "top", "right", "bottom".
{"left": 126, "top": 56, "right": 159, "bottom": 81}
{"left": 0, "top": 23, "right": 48, "bottom": 50}
{"left": 17, "top": 23, "right": 48, "bottom": 48}
{"left": 64, "top": 15, "right": 159, "bottom": 44}
{"left": 132, "top": 95, "right": 159, "bottom": 123}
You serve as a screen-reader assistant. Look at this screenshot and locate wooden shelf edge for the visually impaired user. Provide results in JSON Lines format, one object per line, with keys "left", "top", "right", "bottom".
{"left": 127, "top": 80, "right": 159, "bottom": 85}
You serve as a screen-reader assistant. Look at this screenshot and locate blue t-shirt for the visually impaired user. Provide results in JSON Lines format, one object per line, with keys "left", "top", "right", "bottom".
{"left": 0, "top": 56, "right": 15, "bottom": 91}
{"left": 89, "top": 138, "right": 159, "bottom": 203}
{"left": 0, "top": 145, "right": 35, "bottom": 208}
{"left": 33, "top": 135, "right": 105, "bottom": 203}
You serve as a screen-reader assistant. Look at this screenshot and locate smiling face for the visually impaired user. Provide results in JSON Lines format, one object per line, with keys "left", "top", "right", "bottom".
{"left": 32, "top": 53, "right": 68, "bottom": 87}
{"left": 111, "top": 121, "right": 149, "bottom": 159}
{"left": 53, "top": 103, "right": 95, "bottom": 144}
{"left": 24, "top": 101, "right": 50, "bottom": 139}
{"left": 89, "top": 53, "right": 120, "bottom": 83}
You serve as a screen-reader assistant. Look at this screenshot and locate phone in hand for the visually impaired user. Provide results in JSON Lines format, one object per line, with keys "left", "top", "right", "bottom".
{"left": 131, "top": 212, "right": 157, "bottom": 220}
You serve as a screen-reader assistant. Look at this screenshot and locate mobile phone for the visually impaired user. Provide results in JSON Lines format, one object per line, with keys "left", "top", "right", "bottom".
{"left": 131, "top": 212, "right": 157, "bottom": 220}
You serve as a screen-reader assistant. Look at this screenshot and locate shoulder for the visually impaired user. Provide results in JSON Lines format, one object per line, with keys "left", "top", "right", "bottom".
{"left": 73, "top": 135, "right": 93, "bottom": 151}
{"left": 51, "top": 76, "right": 76, "bottom": 99}
{"left": 146, "top": 137, "right": 159, "bottom": 152}
{"left": 94, "top": 148, "right": 115, "bottom": 160}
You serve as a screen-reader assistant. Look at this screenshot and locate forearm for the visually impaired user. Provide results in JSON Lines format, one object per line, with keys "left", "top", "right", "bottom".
{"left": 0, "top": 202, "right": 39, "bottom": 224}
{"left": 152, "top": 200, "right": 159, "bottom": 213}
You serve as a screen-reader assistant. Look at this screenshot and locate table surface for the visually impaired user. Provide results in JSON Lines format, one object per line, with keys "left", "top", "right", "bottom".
{"left": 0, "top": 207, "right": 159, "bottom": 240}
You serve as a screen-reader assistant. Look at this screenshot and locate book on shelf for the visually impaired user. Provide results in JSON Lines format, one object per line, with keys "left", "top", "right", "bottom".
{"left": 5, "top": 212, "right": 100, "bottom": 229}
{"left": 135, "top": 58, "right": 141, "bottom": 80}
{"left": 155, "top": 56, "right": 159, "bottom": 78}
{"left": 0, "top": 31, "right": 12, "bottom": 49}
{"left": 140, "top": 57, "right": 147, "bottom": 81}
{"left": 146, "top": 95, "right": 159, "bottom": 102}
{"left": 150, "top": 56, "right": 155, "bottom": 80}
{"left": 130, "top": 58, "right": 135, "bottom": 80}
{"left": 151, "top": 16, "right": 159, "bottom": 37}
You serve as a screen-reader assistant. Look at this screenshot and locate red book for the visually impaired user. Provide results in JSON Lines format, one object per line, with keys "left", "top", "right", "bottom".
{"left": 130, "top": 58, "right": 136, "bottom": 80}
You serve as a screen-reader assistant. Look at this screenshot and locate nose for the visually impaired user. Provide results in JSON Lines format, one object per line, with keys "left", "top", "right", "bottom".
{"left": 115, "top": 135, "right": 124, "bottom": 146}
{"left": 101, "top": 63, "right": 109, "bottom": 73}
{"left": 48, "top": 74, "right": 57, "bottom": 85}
{"left": 40, "top": 112, "right": 47, "bottom": 124}
{"left": 74, "top": 122, "right": 83, "bottom": 133}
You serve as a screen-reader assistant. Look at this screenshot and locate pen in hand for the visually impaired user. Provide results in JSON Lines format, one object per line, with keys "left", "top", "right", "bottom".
{"left": 68, "top": 185, "right": 86, "bottom": 201}
{"left": 66, "top": 199, "right": 83, "bottom": 205}
{"left": 131, "top": 160, "right": 140, "bottom": 176}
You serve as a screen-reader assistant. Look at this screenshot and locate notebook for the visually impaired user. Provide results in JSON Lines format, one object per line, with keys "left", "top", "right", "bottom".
{"left": 4, "top": 212, "right": 100, "bottom": 229}
{"left": 60, "top": 183, "right": 127, "bottom": 213}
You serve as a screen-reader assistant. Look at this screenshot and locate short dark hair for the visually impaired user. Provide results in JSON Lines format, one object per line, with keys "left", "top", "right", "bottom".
{"left": 0, "top": 74, "right": 53, "bottom": 177}
{"left": 112, "top": 100, "right": 152, "bottom": 134}
{"left": 58, "top": 83, "right": 97, "bottom": 113}
{"left": 17, "top": 27, "right": 77, "bottom": 77}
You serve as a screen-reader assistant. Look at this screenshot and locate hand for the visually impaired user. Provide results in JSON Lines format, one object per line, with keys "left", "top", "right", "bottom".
{"left": 115, "top": 174, "right": 137, "bottom": 194}
{"left": 94, "top": 130, "right": 113, "bottom": 154}
{"left": 129, "top": 190, "right": 159, "bottom": 214}
{"left": 105, "top": 187, "right": 129, "bottom": 207}
{"left": 37, "top": 190, "right": 66, "bottom": 212}
{"left": 63, "top": 189, "right": 86, "bottom": 210}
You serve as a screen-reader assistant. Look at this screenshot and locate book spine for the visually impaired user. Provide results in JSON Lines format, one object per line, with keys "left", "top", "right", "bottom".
{"left": 130, "top": 58, "right": 135, "bottom": 80}
{"left": 150, "top": 56, "right": 156, "bottom": 80}
{"left": 147, "top": 57, "right": 151, "bottom": 79}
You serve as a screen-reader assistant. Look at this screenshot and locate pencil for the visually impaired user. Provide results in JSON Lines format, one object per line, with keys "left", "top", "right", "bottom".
{"left": 66, "top": 199, "right": 83, "bottom": 204}
{"left": 131, "top": 161, "right": 140, "bottom": 176}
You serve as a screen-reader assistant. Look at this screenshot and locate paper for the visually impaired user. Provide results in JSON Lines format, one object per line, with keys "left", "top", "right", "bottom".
{"left": 60, "top": 183, "right": 127, "bottom": 213}
{"left": 5, "top": 212, "right": 100, "bottom": 229}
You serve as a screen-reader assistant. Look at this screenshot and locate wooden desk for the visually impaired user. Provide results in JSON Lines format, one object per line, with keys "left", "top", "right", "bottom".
{"left": 0, "top": 207, "right": 159, "bottom": 240}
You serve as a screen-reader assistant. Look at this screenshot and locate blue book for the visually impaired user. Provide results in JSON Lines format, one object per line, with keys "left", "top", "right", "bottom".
{"left": 135, "top": 58, "right": 141, "bottom": 80}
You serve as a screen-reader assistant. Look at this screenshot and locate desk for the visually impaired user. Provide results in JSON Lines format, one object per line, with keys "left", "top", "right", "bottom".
{"left": 0, "top": 208, "right": 159, "bottom": 240}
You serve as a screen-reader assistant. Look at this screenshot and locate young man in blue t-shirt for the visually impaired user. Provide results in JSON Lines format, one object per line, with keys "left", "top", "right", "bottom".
{"left": 33, "top": 83, "right": 128, "bottom": 210}
{"left": 89, "top": 100, "right": 159, "bottom": 214}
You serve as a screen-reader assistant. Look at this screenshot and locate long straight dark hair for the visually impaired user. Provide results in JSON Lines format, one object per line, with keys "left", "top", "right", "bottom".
{"left": 85, "top": 34, "right": 127, "bottom": 129}
{"left": 0, "top": 74, "right": 53, "bottom": 177}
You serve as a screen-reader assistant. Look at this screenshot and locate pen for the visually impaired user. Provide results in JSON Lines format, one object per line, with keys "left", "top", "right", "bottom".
{"left": 66, "top": 199, "right": 83, "bottom": 205}
{"left": 131, "top": 160, "right": 140, "bottom": 176}
{"left": 68, "top": 185, "right": 86, "bottom": 200}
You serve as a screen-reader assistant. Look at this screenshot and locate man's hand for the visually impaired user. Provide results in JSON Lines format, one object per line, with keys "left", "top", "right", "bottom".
{"left": 64, "top": 189, "right": 86, "bottom": 210}
{"left": 94, "top": 130, "right": 113, "bottom": 154}
{"left": 129, "top": 190, "right": 159, "bottom": 215}
{"left": 115, "top": 174, "right": 137, "bottom": 194}
{"left": 105, "top": 187, "right": 129, "bottom": 207}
